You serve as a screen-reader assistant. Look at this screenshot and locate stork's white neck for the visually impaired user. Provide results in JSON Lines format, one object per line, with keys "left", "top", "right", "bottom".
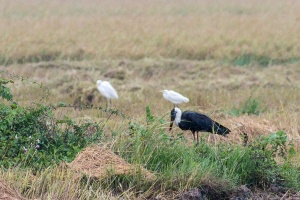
{"left": 174, "top": 107, "right": 182, "bottom": 126}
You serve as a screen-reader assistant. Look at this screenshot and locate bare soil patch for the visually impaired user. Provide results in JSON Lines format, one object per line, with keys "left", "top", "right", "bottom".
{"left": 177, "top": 185, "right": 300, "bottom": 200}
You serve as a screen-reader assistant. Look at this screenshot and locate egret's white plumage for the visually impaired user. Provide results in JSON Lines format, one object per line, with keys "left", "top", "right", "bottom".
{"left": 162, "top": 90, "right": 189, "bottom": 106}
{"left": 97, "top": 80, "right": 118, "bottom": 99}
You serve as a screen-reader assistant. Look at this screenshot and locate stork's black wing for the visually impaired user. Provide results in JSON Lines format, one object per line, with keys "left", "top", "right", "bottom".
{"left": 180, "top": 111, "right": 230, "bottom": 136}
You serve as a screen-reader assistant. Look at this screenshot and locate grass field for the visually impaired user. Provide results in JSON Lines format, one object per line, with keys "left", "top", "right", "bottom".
{"left": 1, "top": 0, "right": 300, "bottom": 199}
{"left": 1, "top": 0, "right": 300, "bottom": 64}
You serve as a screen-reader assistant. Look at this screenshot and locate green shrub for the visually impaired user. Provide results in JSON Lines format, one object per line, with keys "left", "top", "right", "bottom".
{"left": 224, "top": 131, "right": 290, "bottom": 187}
{"left": 0, "top": 78, "right": 13, "bottom": 101}
{"left": 0, "top": 101, "right": 102, "bottom": 170}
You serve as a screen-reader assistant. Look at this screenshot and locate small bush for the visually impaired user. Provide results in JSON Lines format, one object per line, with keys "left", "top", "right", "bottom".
{"left": 0, "top": 101, "right": 102, "bottom": 170}
{"left": 229, "top": 131, "right": 291, "bottom": 187}
{"left": 0, "top": 78, "right": 13, "bottom": 101}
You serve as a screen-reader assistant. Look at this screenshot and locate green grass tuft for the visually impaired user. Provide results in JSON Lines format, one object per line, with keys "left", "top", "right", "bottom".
{"left": 112, "top": 107, "right": 300, "bottom": 193}
{"left": 230, "top": 97, "right": 265, "bottom": 116}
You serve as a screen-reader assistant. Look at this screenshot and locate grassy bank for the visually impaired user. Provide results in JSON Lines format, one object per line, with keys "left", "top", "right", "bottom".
{"left": 1, "top": 75, "right": 300, "bottom": 198}
{"left": 0, "top": 106, "right": 299, "bottom": 199}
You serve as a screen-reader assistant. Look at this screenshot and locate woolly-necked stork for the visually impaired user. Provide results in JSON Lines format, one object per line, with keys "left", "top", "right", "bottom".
{"left": 169, "top": 107, "right": 230, "bottom": 144}
{"left": 96, "top": 80, "right": 118, "bottom": 107}
{"left": 162, "top": 90, "right": 189, "bottom": 107}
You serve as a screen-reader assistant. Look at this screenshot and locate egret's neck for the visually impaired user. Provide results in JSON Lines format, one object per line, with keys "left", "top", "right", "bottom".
{"left": 96, "top": 80, "right": 102, "bottom": 86}
{"left": 174, "top": 108, "right": 182, "bottom": 126}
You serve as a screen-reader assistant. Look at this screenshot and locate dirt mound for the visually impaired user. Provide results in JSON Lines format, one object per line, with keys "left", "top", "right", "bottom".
{"left": 67, "top": 146, "right": 156, "bottom": 181}
{"left": 177, "top": 185, "right": 300, "bottom": 200}
{"left": 104, "top": 69, "right": 126, "bottom": 80}
{"left": 0, "top": 179, "right": 25, "bottom": 200}
{"left": 231, "top": 185, "right": 300, "bottom": 200}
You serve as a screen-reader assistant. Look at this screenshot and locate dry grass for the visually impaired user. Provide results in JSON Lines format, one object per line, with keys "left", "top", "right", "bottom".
{"left": 1, "top": 0, "right": 300, "bottom": 198}
{"left": 1, "top": 0, "right": 300, "bottom": 63}
{"left": 0, "top": 167, "right": 128, "bottom": 200}
{"left": 1, "top": 60, "right": 300, "bottom": 149}
{"left": 2, "top": 60, "right": 299, "bottom": 198}
{"left": 67, "top": 145, "right": 156, "bottom": 181}
{"left": 0, "top": 178, "right": 25, "bottom": 200}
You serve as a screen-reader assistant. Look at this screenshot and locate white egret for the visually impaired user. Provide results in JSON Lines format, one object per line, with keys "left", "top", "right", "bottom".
{"left": 169, "top": 107, "right": 230, "bottom": 144}
{"left": 162, "top": 90, "right": 189, "bottom": 107}
{"left": 96, "top": 80, "right": 118, "bottom": 108}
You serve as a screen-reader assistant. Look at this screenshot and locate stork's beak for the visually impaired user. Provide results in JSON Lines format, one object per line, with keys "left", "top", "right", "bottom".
{"left": 169, "top": 110, "right": 176, "bottom": 131}
{"left": 169, "top": 120, "right": 174, "bottom": 131}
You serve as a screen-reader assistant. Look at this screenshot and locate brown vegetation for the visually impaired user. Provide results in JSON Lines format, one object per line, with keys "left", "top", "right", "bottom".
{"left": 2, "top": 60, "right": 300, "bottom": 148}
{"left": 1, "top": 0, "right": 300, "bottom": 63}
{"left": 67, "top": 146, "right": 156, "bottom": 181}
{"left": 0, "top": 179, "right": 25, "bottom": 200}
{"left": 1, "top": 0, "right": 300, "bottom": 198}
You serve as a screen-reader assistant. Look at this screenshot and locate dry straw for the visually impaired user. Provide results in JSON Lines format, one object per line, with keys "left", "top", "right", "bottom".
{"left": 0, "top": 178, "right": 26, "bottom": 200}
{"left": 67, "top": 146, "right": 156, "bottom": 182}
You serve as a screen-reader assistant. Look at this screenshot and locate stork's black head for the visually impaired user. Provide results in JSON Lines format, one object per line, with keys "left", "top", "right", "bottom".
{"left": 169, "top": 108, "right": 176, "bottom": 131}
